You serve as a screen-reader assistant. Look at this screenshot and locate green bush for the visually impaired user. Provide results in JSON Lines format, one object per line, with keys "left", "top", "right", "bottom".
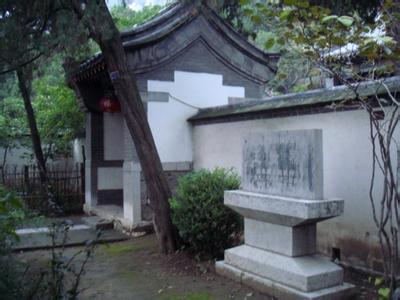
{"left": 170, "top": 168, "right": 242, "bottom": 259}
{"left": 0, "top": 186, "right": 26, "bottom": 299}
{"left": 0, "top": 186, "right": 25, "bottom": 253}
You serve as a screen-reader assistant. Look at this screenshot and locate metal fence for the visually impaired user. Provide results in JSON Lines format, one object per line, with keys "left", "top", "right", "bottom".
{"left": 0, "top": 163, "right": 84, "bottom": 214}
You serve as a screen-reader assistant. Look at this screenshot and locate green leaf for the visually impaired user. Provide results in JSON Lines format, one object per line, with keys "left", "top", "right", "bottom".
{"left": 380, "top": 36, "right": 395, "bottom": 44}
{"left": 283, "top": 0, "right": 297, "bottom": 5}
{"left": 250, "top": 15, "right": 262, "bottom": 24}
{"left": 322, "top": 15, "right": 338, "bottom": 23}
{"left": 264, "top": 38, "right": 275, "bottom": 49}
{"left": 359, "top": 44, "right": 379, "bottom": 59}
{"left": 338, "top": 16, "right": 354, "bottom": 27}
{"left": 243, "top": 8, "right": 253, "bottom": 16}
{"left": 378, "top": 287, "right": 390, "bottom": 299}
{"left": 280, "top": 8, "right": 293, "bottom": 20}
{"left": 239, "top": 0, "right": 251, "bottom": 4}
{"left": 332, "top": 36, "right": 346, "bottom": 46}
{"left": 284, "top": 0, "right": 310, "bottom": 7}
{"left": 277, "top": 73, "right": 288, "bottom": 80}
{"left": 310, "top": 6, "right": 320, "bottom": 16}
{"left": 296, "top": 0, "right": 310, "bottom": 8}
{"left": 374, "top": 277, "right": 384, "bottom": 286}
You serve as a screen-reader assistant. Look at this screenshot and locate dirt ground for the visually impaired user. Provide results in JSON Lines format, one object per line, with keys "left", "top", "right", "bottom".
{"left": 16, "top": 234, "right": 380, "bottom": 300}
{"left": 17, "top": 234, "right": 271, "bottom": 300}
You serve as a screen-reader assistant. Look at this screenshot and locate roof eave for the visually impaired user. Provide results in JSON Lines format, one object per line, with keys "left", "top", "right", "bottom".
{"left": 189, "top": 76, "right": 400, "bottom": 122}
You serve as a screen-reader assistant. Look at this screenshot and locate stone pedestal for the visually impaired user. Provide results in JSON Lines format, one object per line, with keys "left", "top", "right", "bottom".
{"left": 83, "top": 113, "right": 97, "bottom": 213}
{"left": 122, "top": 121, "right": 142, "bottom": 227}
{"left": 216, "top": 130, "right": 356, "bottom": 299}
{"left": 84, "top": 159, "right": 97, "bottom": 212}
{"left": 123, "top": 161, "right": 142, "bottom": 225}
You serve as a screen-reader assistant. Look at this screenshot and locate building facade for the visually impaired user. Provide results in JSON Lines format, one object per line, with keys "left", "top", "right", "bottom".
{"left": 73, "top": 2, "right": 277, "bottom": 227}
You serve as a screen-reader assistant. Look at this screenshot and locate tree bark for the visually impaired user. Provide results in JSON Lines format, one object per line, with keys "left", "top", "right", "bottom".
{"left": 16, "top": 68, "right": 48, "bottom": 184}
{"left": 1, "top": 146, "right": 8, "bottom": 184}
{"left": 69, "top": 0, "right": 179, "bottom": 253}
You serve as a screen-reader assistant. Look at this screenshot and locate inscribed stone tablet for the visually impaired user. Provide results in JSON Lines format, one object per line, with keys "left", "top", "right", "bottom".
{"left": 242, "top": 129, "right": 323, "bottom": 199}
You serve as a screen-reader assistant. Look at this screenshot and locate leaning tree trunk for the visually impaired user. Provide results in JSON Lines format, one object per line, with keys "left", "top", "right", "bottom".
{"left": 69, "top": 0, "right": 179, "bottom": 254}
{"left": 97, "top": 35, "right": 178, "bottom": 254}
{"left": 16, "top": 67, "right": 48, "bottom": 185}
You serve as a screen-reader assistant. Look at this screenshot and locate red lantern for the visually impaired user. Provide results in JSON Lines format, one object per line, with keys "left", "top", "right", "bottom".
{"left": 99, "top": 96, "right": 121, "bottom": 112}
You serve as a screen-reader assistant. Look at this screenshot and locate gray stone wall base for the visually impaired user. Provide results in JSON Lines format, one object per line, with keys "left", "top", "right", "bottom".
{"left": 89, "top": 205, "right": 132, "bottom": 230}
{"left": 216, "top": 261, "right": 357, "bottom": 300}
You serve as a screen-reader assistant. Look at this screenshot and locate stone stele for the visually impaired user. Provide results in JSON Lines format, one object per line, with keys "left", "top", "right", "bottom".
{"left": 242, "top": 129, "right": 323, "bottom": 200}
{"left": 216, "top": 129, "right": 356, "bottom": 300}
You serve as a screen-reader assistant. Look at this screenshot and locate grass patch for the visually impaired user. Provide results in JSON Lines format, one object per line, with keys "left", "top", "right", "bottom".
{"left": 118, "top": 270, "right": 138, "bottom": 281}
{"left": 100, "top": 238, "right": 153, "bottom": 256}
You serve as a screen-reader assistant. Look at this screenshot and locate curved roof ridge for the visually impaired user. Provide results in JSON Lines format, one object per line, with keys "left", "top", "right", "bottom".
{"left": 200, "top": 3, "right": 278, "bottom": 64}
{"left": 121, "top": 2, "right": 184, "bottom": 41}
{"left": 121, "top": 2, "right": 278, "bottom": 62}
{"left": 122, "top": 8, "right": 195, "bottom": 47}
{"left": 74, "top": 2, "right": 278, "bottom": 79}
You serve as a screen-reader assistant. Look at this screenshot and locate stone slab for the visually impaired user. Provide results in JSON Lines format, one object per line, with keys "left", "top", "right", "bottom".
{"left": 14, "top": 225, "right": 128, "bottom": 250}
{"left": 216, "top": 261, "right": 357, "bottom": 300}
{"left": 225, "top": 190, "right": 344, "bottom": 226}
{"left": 244, "top": 219, "right": 316, "bottom": 256}
{"left": 242, "top": 130, "right": 323, "bottom": 199}
{"left": 224, "top": 245, "right": 343, "bottom": 292}
{"left": 81, "top": 216, "right": 114, "bottom": 230}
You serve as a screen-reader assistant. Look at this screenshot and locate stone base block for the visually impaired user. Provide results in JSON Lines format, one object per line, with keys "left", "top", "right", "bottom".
{"left": 216, "top": 261, "right": 357, "bottom": 300}
{"left": 245, "top": 219, "right": 316, "bottom": 256}
{"left": 224, "top": 245, "right": 343, "bottom": 292}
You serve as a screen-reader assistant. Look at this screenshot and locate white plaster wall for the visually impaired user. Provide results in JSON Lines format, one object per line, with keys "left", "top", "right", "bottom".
{"left": 0, "top": 141, "right": 77, "bottom": 168}
{"left": 97, "top": 167, "right": 123, "bottom": 190}
{"left": 193, "top": 109, "right": 399, "bottom": 269}
{"left": 103, "top": 112, "right": 124, "bottom": 161}
{"left": 147, "top": 71, "right": 245, "bottom": 163}
{"left": 0, "top": 144, "right": 32, "bottom": 166}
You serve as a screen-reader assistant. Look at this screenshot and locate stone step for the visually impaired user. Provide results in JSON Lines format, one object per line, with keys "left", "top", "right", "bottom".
{"left": 81, "top": 216, "right": 114, "bottom": 230}
{"left": 224, "top": 245, "right": 343, "bottom": 293}
{"left": 216, "top": 261, "right": 357, "bottom": 300}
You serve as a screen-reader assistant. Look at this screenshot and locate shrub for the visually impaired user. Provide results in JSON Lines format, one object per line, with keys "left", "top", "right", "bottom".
{"left": 0, "top": 186, "right": 96, "bottom": 299}
{"left": 170, "top": 168, "right": 242, "bottom": 259}
{"left": 0, "top": 185, "right": 25, "bottom": 253}
{"left": 0, "top": 185, "right": 26, "bottom": 299}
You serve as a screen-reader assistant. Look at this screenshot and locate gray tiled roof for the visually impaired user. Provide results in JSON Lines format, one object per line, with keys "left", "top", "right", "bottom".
{"left": 189, "top": 76, "right": 400, "bottom": 122}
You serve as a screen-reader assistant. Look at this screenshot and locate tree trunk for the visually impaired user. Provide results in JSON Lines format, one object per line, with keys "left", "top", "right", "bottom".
{"left": 1, "top": 146, "right": 7, "bottom": 184}
{"left": 70, "top": 0, "right": 179, "bottom": 254}
{"left": 99, "top": 36, "right": 178, "bottom": 254}
{"left": 16, "top": 68, "right": 48, "bottom": 184}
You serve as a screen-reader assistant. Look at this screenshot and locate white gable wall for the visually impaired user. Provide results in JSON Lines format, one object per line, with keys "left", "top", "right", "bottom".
{"left": 147, "top": 71, "right": 245, "bottom": 163}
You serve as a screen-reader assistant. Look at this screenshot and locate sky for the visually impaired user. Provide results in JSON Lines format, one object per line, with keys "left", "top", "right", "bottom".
{"left": 107, "top": 0, "right": 168, "bottom": 11}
